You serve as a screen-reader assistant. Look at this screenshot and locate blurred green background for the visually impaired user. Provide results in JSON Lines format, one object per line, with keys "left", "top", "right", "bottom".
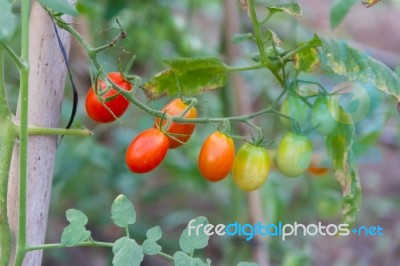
{"left": 5, "top": 0, "right": 400, "bottom": 265}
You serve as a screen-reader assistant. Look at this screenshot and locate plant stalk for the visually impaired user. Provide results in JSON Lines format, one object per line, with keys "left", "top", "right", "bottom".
{"left": 0, "top": 46, "right": 16, "bottom": 266}
{"left": 13, "top": 0, "right": 30, "bottom": 264}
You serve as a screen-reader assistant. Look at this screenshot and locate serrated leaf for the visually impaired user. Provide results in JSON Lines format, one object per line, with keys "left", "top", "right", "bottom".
{"left": 61, "top": 223, "right": 91, "bottom": 247}
{"left": 179, "top": 216, "right": 209, "bottom": 255}
{"left": 266, "top": 2, "right": 302, "bottom": 16}
{"left": 142, "top": 239, "right": 162, "bottom": 255}
{"left": 112, "top": 237, "right": 144, "bottom": 266}
{"left": 232, "top": 33, "right": 253, "bottom": 44}
{"left": 146, "top": 226, "right": 162, "bottom": 241}
{"left": 143, "top": 57, "right": 228, "bottom": 97}
{"left": 38, "top": 0, "right": 78, "bottom": 16}
{"left": 238, "top": 263, "right": 259, "bottom": 266}
{"left": 320, "top": 38, "right": 400, "bottom": 101}
{"left": 326, "top": 111, "right": 362, "bottom": 226}
{"left": 173, "top": 251, "right": 206, "bottom": 266}
{"left": 65, "top": 209, "right": 88, "bottom": 225}
{"left": 330, "top": 0, "right": 358, "bottom": 29}
{"left": 293, "top": 45, "right": 320, "bottom": 72}
{"left": 111, "top": 194, "right": 136, "bottom": 227}
{"left": 0, "top": 0, "right": 17, "bottom": 41}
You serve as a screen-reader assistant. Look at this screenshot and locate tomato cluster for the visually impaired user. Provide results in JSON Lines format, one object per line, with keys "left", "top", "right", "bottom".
{"left": 125, "top": 98, "right": 197, "bottom": 173}
{"left": 276, "top": 93, "right": 340, "bottom": 177}
{"left": 85, "top": 73, "right": 333, "bottom": 191}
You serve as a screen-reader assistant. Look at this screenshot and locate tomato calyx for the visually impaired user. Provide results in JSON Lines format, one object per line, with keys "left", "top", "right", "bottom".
{"left": 153, "top": 97, "right": 198, "bottom": 149}
{"left": 174, "top": 97, "right": 197, "bottom": 120}
{"left": 246, "top": 135, "right": 274, "bottom": 148}
{"left": 155, "top": 113, "right": 190, "bottom": 146}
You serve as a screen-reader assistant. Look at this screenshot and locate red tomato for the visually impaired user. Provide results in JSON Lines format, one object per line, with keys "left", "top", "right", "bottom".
{"left": 85, "top": 72, "right": 132, "bottom": 123}
{"left": 125, "top": 128, "right": 169, "bottom": 173}
{"left": 198, "top": 132, "right": 235, "bottom": 182}
{"left": 154, "top": 98, "right": 197, "bottom": 149}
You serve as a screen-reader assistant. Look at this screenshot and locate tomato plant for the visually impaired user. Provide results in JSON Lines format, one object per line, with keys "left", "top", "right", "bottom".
{"left": 85, "top": 72, "right": 132, "bottom": 123}
{"left": 232, "top": 143, "right": 270, "bottom": 191}
{"left": 198, "top": 131, "right": 235, "bottom": 182}
{"left": 154, "top": 98, "right": 197, "bottom": 148}
{"left": 276, "top": 132, "right": 313, "bottom": 177}
{"left": 2, "top": 0, "right": 399, "bottom": 265}
{"left": 311, "top": 96, "right": 339, "bottom": 136}
{"left": 125, "top": 128, "right": 169, "bottom": 173}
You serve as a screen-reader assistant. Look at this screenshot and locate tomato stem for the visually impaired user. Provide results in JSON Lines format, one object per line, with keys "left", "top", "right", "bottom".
{"left": 0, "top": 47, "right": 15, "bottom": 266}
{"left": 13, "top": 0, "right": 30, "bottom": 264}
{"left": 248, "top": 0, "right": 284, "bottom": 86}
{"left": 0, "top": 43, "right": 26, "bottom": 70}
{"left": 297, "top": 79, "right": 328, "bottom": 95}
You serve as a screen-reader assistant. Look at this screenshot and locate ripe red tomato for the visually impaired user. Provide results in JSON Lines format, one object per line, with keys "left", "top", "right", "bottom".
{"left": 198, "top": 132, "right": 235, "bottom": 182}
{"left": 125, "top": 128, "right": 169, "bottom": 173}
{"left": 154, "top": 98, "right": 197, "bottom": 149}
{"left": 85, "top": 72, "right": 132, "bottom": 123}
{"left": 232, "top": 143, "right": 270, "bottom": 191}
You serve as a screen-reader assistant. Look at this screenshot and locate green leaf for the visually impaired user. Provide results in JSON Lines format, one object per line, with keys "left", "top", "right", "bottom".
{"left": 293, "top": 45, "right": 320, "bottom": 72}
{"left": 143, "top": 57, "right": 228, "bottom": 97}
{"left": 142, "top": 239, "right": 162, "bottom": 255}
{"left": 38, "top": 0, "right": 78, "bottom": 16}
{"left": 61, "top": 223, "right": 91, "bottom": 247}
{"left": 112, "top": 237, "right": 144, "bottom": 266}
{"left": 266, "top": 2, "right": 302, "bottom": 16}
{"left": 179, "top": 216, "right": 209, "bottom": 255}
{"left": 146, "top": 226, "right": 162, "bottom": 241}
{"left": 61, "top": 209, "right": 90, "bottom": 247}
{"left": 330, "top": 0, "right": 358, "bottom": 30}
{"left": 326, "top": 111, "right": 362, "bottom": 226}
{"left": 232, "top": 33, "right": 254, "bottom": 44}
{"left": 65, "top": 209, "right": 88, "bottom": 225}
{"left": 0, "top": 0, "right": 17, "bottom": 41}
{"left": 238, "top": 263, "right": 259, "bottom": 266}
{"left": 173, "top": 251, "right": 206, "bottom": 266}
{"left": 320, "top": 38, "right": 400, "bottom": 101}
{"left": 111, "top": 194, "right": 136, "bottom": 227}
{"left": 104, "top": 0, "right": 128, "bottom": 20}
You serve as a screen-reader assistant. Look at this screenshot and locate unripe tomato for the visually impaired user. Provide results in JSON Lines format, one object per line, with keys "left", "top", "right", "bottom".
{"left": 85, "top": 72, "right": 132, "bottom": 123}
{"left": 311, "top": 96, "right": 339, "bottom": 136}
{"left": 125, "top": 128, "right": 169, "bottom": 174}
{"left": 277, "top": 132, "right": 312, "bottom": 177}
{"left": 154, "top": 98, "right": 197, "bottom": 149}
{"left": 198, "top": 132, "right": 235, "bottom": 182}
{"left": 232, "top": 143, "right": 270, "bottom": 191}
{"left": 280, "top": 95, "right": 308, "bottom": 128}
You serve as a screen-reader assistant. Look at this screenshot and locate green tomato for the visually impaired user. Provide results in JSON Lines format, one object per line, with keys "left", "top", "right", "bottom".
{"left": 277, "top": 132, "right": 312, "bottom": 177}
{"left": 280, "top": 95, "right": 308, "bottom": 128}
{"left": 311, "top": 96, "right": 339, "bottom": 136}
{"left": 232, "top": 143, "right": 270, "bottom": 191}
